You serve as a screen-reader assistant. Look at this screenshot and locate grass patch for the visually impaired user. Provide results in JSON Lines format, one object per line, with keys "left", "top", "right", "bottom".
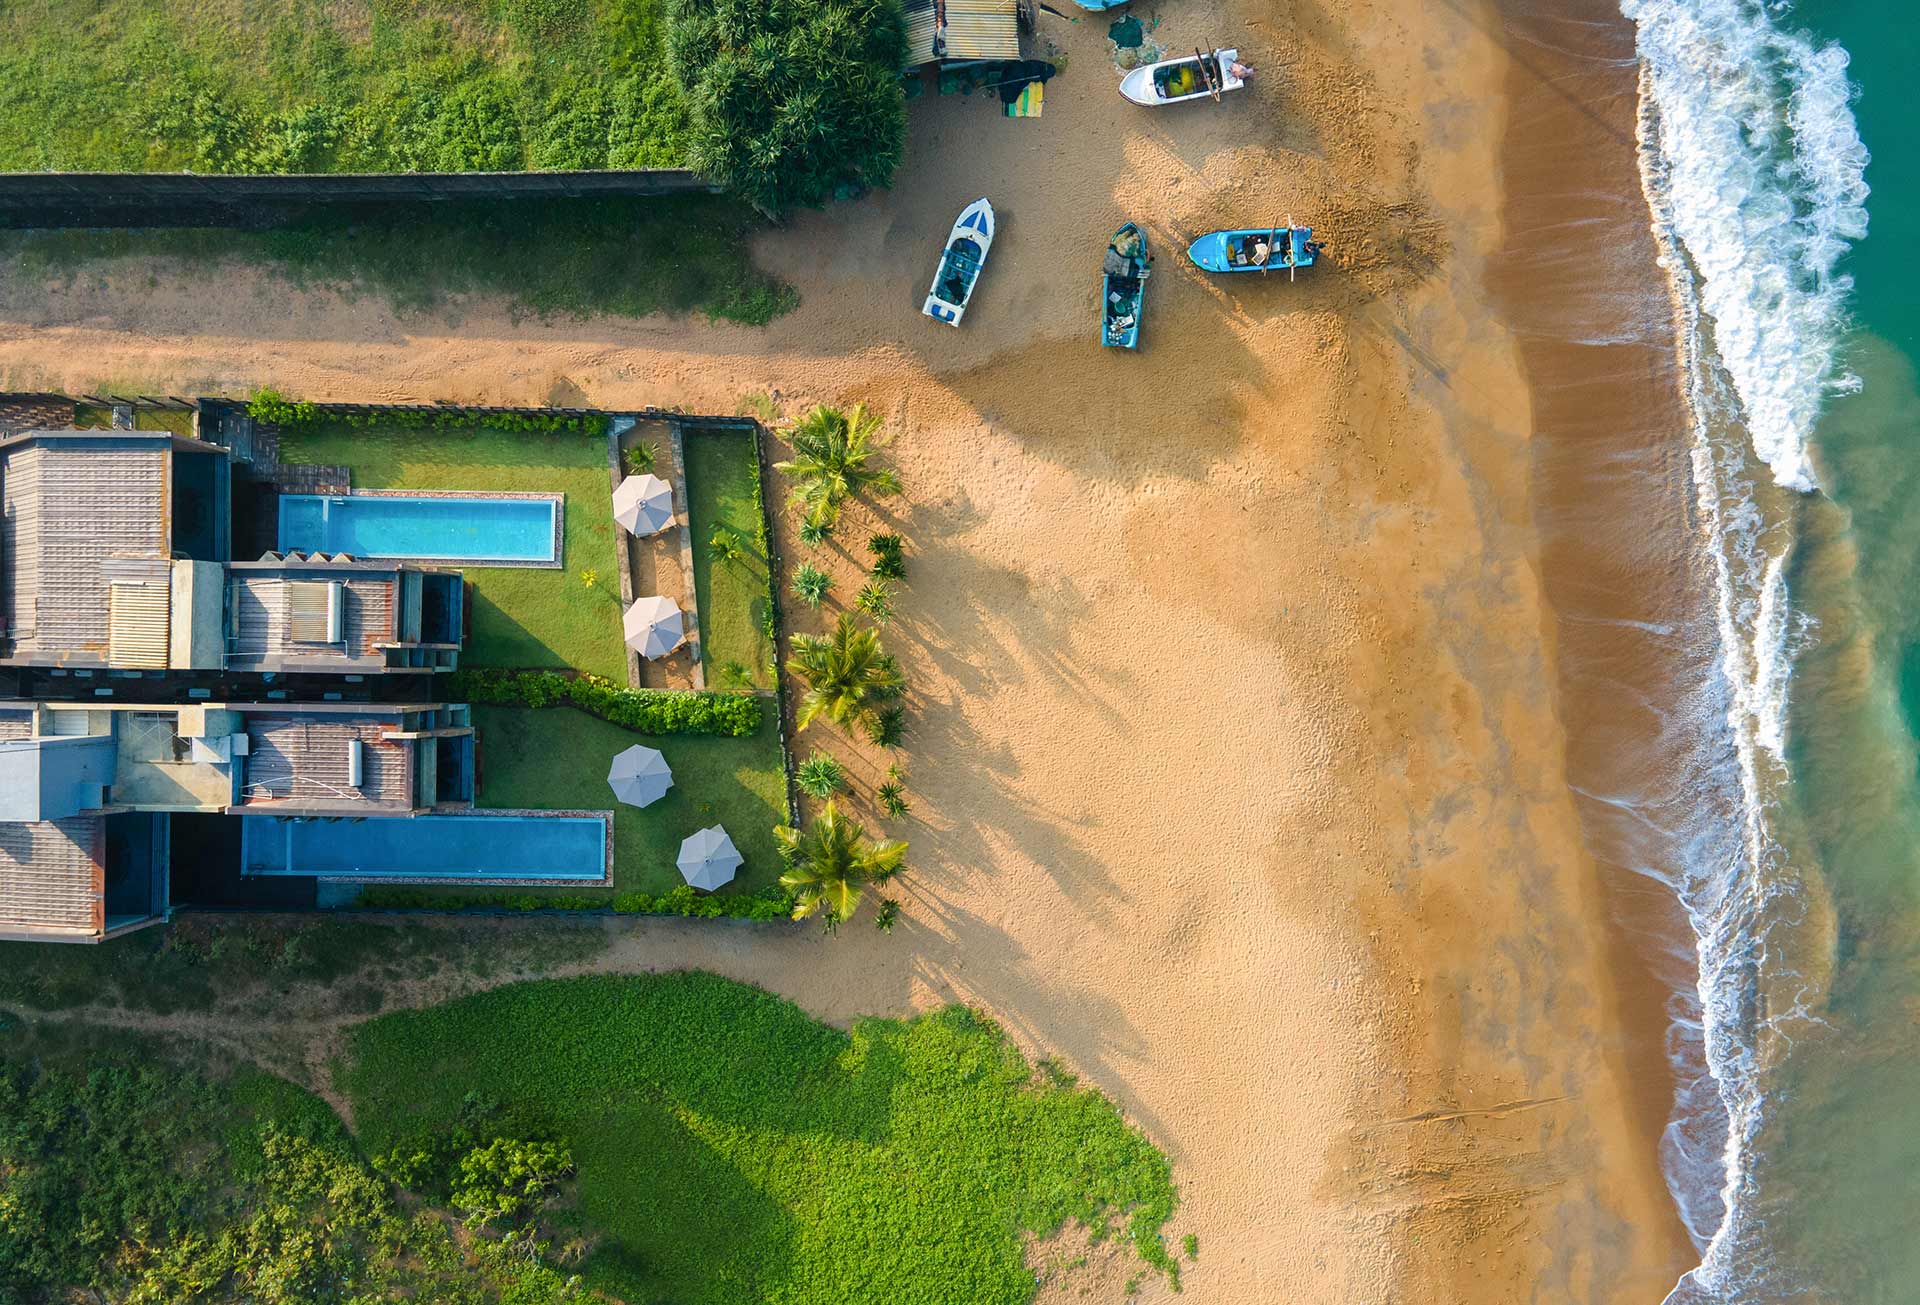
{"left": 0, "top": 196, "right": 797, "bottom": 325}
{"left": 474, "top": 704, "right": 787, "bottom": 898}
{"left": 0, "top": 0, "right": 685, "bottom": 174}
{"left": 279, "top": 423, "right": 630, "bottom": 679}
{"left": 684, "top": 427, "right": 776, "bottom": 689}
{"left": 341, "top": 973, "right": 1182, "bottom": 1305}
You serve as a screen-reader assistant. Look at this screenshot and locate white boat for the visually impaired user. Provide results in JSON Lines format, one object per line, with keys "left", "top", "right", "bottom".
{"left": 922, "top": 198, "right": 995, "bottom": 326}
{"left": 1118, "top": 47, "right": 1246, "bottom": 107}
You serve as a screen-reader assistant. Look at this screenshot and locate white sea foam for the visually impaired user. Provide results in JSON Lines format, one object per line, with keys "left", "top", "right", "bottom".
{"left": 1621, "top": 0, "right": 1870, "bottom": 492}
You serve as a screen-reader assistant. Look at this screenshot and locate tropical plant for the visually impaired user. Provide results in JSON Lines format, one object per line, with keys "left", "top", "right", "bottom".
{"left": 865, "top": 703, "right": 906, "bottom": 748}
{"left": 874, "top": 898, "right": 901, "bottom": 932}
{"left": 868, "top": 532, "right": 906, "bottom": 580}
{"left": 795, "top": 751, "right": 847, "bottom": 799}
{"left": 773, "top": 403, "right": 901, "bottom": 528}
{"left": 666, "top": 0, "right": 909, "bottom": 212}
{"left": 579, "top": 568, "right": 600, "bottom": 590}
{"left": 791, "top": 562, "right": 833, "bottom": 608}
{"left": 626, "top": 439, "right": 658, "bottom": 474}
{"left": 786, "top": 612, "right": 904, "bottom": 732}
{"left": 854, "top": 579, "right": 894, "bottom": 624}
{"left": 877, "top": 774, "right": 910, "bottom": 819}
{"left": 709, "top": 524, "right": 746, "bottom": 564}
{"left": 450, "top": 1137, "right": 574, "bottom": 1228}
{"left": 775, "top": 800, "right": 907, "bottom": 921}
{"left": 798, "top": 517, "right": 834, "bottom": 547}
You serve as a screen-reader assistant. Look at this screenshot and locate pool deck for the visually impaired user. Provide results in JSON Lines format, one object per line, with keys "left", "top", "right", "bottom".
{"left": 281, "top": 488, "right": 567, "bottom": 569}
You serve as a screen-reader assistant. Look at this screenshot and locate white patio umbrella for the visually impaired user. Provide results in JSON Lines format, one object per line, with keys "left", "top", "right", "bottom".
{"left": 613, "top": 473, "right": 674, "bottom": 536}
{"left": 677, "top": 825, "right": 742, "bottom": 891}
{"left": 607, "top": 744, "right": 673, "bottom": 808}
{"left": 623, "top": 596, "right": 685, "bottom": 659}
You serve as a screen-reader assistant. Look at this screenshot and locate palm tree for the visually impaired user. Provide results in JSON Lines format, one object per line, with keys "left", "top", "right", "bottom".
{"left": 774, "top": 403, "right": 901, "bottom": 528}
{"left": 786, "top": 612, "right": 904, "bottom": 732}
{"left": 777, "top": 800, "right": 907, "bottom": 922}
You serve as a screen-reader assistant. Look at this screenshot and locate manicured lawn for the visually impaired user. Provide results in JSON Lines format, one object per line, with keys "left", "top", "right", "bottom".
{"left": 475, "top": 705, "right": 787, "bottom": 897}
{"left": 683, "top": 426, "right": 776, "bottom": 689}
{"left": 340, "top": 973, "right": 1182, "bottom": 1305}
{"left": 0, "top": 0, "right": 684, "bottom": 174}
{"left": 278, "top": 424, "right": 629, "bottom": 680}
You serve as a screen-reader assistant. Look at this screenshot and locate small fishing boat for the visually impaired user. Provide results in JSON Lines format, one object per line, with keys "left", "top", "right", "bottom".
{"left": 1101, "top": 222, "right": 1151, "bottom": 350}
{"left": 1187, "top": 222, "right": 1320, "bottom": 277}
{"left": 922, "top": 198, "right": 995, "bottom": 326}
{"left": 1118, "top": 48, "right": 1247, "bottom": 107}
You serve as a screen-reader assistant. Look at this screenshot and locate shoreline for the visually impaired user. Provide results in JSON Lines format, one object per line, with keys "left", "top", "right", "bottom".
{"left": 1489, "top": 0, "right": 1719, "bottom": 1285}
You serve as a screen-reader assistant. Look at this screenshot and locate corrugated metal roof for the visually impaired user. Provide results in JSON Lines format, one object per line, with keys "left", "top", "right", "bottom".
{"left": 905, "top": 0, "right": 1018, "bottom": 64}
{"left": 108, "top": 578, "right": 170, "bottom": 668}
{"left": 228, "top": 571, "right": 397, "bottom": 669}
{"left": 944, "top": 0, "right": 1019, "bottom": 59}
{"left": 0, "top": 815, "right": 102, "bottom": 936}
{"left": 241, "top": 715, "right": 415, "bottom": 809}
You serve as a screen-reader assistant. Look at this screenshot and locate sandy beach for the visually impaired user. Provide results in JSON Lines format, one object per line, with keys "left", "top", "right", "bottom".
{"left": 0, "top": 0, "right": 1697, "bottom": 1297}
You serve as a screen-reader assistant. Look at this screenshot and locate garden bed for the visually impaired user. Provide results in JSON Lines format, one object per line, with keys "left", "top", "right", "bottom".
{"left": 683, "top": 425, "right": 778, "bottom": 690}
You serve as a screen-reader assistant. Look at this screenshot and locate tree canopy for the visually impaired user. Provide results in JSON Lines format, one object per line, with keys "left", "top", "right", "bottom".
{"left": 667, "top": 0, "right": 911, "bottom": 211}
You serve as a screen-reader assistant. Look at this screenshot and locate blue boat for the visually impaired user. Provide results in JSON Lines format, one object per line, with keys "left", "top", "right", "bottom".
{"left": 1101, "top": 222, "right": 1152, "bottom": 350}
{"left": 1187, "top": 224, "right": 1320, "bottom": 277}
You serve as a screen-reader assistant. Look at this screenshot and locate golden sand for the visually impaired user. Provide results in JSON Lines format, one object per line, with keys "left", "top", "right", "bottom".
{"left": 0, "top": 0, "right": 1695, "bottom": 1296}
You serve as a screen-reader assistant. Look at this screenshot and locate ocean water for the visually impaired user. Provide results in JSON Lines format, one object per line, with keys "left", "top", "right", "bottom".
{"left": 1619, "top": 0, "right": 1920, "bottom": 1299}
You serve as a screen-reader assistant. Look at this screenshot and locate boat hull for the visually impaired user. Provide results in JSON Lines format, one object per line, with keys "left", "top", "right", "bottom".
{"left": 923, "top": 198, "right": 996, "bottom": 325}
{"left": 1187, "top": 226, "right": 1316, "bottom": 275}
{"left": 1118, "top": 48, "right": 1244, "bottom": 107}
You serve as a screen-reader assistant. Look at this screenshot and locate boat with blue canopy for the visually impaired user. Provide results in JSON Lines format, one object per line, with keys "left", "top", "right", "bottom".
{"left": 1101, "top": 222, "right": 1151, "bottom": 350}
{"left": 923, "top": 198, "right": 996, "bottom": 325}
{"left": 1187, "top": 221, "right": 1320, "bottom": 277}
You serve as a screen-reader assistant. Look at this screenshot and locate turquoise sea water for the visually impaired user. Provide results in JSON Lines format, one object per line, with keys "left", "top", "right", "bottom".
{"left": 1624, "top": 0, "right": 1920, "bottom": 1298}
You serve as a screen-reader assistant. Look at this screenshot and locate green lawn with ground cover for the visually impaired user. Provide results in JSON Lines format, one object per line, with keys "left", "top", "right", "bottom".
{"left": 279, "top": 423, "right": 629, "bottom": 680}
{"left": 341, "top": 972, "right": 1182, "bottom": 1304}
{"left": 0, "top": 1026, "right": 589, "bottom": 1304}
{"left": 0, "top": 0, "right": 683, "bottom": 174}
{"left": 472, "top": 704, "right": 787, "bottom": 898}
{"left": 684, "top": 427, "right": 777, "bottom": 689}
{"left": 0, "top": 197, "right": 796, "bottom": 325}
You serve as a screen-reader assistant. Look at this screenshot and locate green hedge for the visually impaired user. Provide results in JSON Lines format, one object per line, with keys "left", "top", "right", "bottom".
{"left": 447, "top": 669, "right": 762, "bottom": 738}
{"left": 248, "top": 389, "right": 604, "bottom": 436}
{"left": 356, "top": 884, "right": 794, "bottom": 921}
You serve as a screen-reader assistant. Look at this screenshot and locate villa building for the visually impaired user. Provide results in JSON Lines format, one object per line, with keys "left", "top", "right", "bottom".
{"left": 0, "top": 426, "right": 482, "bottom": 943}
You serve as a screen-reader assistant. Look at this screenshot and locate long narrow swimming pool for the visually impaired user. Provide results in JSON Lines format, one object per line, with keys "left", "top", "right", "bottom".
{"left": 240, "top": 812, "right": 608, "bottom": 883}
{"left": 278, "top": 492, "right": 561, "bottom": 566}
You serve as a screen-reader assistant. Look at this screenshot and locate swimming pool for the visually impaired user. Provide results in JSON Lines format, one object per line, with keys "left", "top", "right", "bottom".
{"left": 240, "top": 811, "right": 609, "bottom": 883}
{"left": 278, "top": 492, "right": 562, "bottom": 566}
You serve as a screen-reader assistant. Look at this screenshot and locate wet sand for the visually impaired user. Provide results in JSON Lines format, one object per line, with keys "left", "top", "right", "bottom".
{"left": 0, "top": 0, "right": 1694, "bottom": 1297}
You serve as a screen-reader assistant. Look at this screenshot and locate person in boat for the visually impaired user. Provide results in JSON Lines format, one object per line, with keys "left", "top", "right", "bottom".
{"left": 1229, "top": 58, "right": 1254, "bottom": 80}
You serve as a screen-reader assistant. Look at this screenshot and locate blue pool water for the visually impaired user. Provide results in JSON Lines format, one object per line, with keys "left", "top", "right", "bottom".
{"left": 278, "top": 493, "right": 557, "bottom": 564}
{"left": 241, "top": 813, "right": 607, "bottom": 882}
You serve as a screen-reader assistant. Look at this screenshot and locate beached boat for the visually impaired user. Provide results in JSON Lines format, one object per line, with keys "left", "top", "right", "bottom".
{"left": 1118, "top": 48, "right": 1246, "bottom": 107}
{"left": 922, "top": 198, "right": 996, "bottom": 326}
{"left": 1101, "top": 222, "right": 1151, "bottom": 350}
{"left": 1187, "top": 223, "right": 1319, "bottom": 277}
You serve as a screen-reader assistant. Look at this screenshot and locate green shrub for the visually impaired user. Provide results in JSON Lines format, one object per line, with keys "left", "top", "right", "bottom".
{"left": 877, "top": 776, "right": 910, "bottom": 818}
{"left": 798, "top": 517, "right": 833, "bottom": 547}
{"left": 795, "top": 751, "right": 846, "bottom": 799}
{"left": 708, "top": 523, "right": 746, "bottom": 564}
{"left": 868, "top": 532, "right": 906, "bottom": 580}
{"left": 865, "top": 703, "right": 906, "bottom": 748}
{"left": 246, "top": 395, "right": 605, "bottom": 437}
{"left": 359, "top": 884, "right": 795, "bottom": 920}
{"left": 874, "top": 897, "right": 901, "bottom": 932}
{"left": 855, "top": 579, "right": 895, "bottom": 624}
{"left": 447, "top": 668, "right": 761, "bottom": 737}
{"left": 791, "top": 563, "right": 832, "bottom": 608}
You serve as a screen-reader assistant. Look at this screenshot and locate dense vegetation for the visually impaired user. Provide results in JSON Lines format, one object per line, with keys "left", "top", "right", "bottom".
{"left": 0, "top": 196, "right": 796, "bottom": 325}
{"left": 450, "top": 669, "right": 764, "bottom": 738}
{"left": 0, "top": 0, "right": 686, "bottom": 174}
{"left": 0, "top": 1037, "right": 589, "bottom": 1304}
{"left": 668, "top": 0, "right": 910, "bottom": 210}
{"left": 342, "top": 973, "right": 1181, "bottom": 1304}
